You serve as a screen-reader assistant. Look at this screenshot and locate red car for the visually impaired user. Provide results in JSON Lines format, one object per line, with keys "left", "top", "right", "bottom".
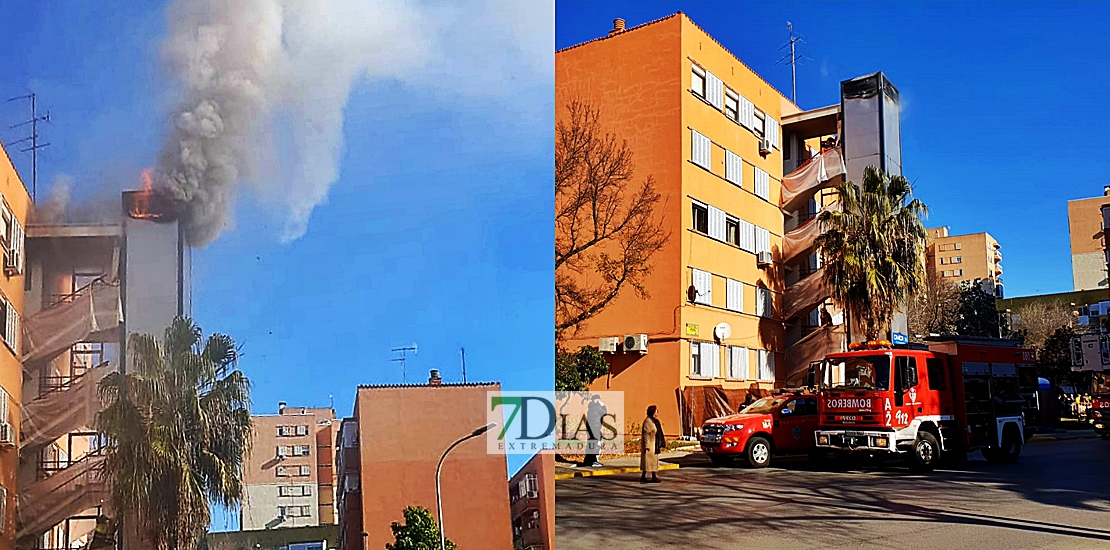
{"left": 700, "top": 393, "right": 820, "bottom": 468}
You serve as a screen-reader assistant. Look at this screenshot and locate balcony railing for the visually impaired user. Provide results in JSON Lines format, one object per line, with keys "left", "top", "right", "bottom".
{"left": 47, "top": 276, "right": 107, "bottom": 308}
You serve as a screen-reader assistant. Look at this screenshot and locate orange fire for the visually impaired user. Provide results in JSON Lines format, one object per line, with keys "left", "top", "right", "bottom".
{"left": 130, "top": 169, "right": 161, "bottom": 220}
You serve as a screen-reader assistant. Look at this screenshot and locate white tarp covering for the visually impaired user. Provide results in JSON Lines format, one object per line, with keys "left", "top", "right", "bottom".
{"left": 20, "top": 362, "right": 115, "bottom": 450}
{"left": 17, "top": 454, "right": 109, "bottom": 539}
{"left": 785, "top": 324, "right": 846, "bottom": 386}
{"left": 23, "top": 282, "right": 121, "bottom": 365}
{"left": 783, "top": 267, "right": 830, "bottom": 321}
{"left": 781, "top": 148, "right": 845, "bottom": 213}
{"left": 782, "top": 204, "right": 841, "bottom": 262}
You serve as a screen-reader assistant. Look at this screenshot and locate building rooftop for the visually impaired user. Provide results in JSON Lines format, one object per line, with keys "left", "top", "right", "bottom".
{"left": 26, "top": 223, "right": 121, "bottom": 239}
{"left": 357, "top": 381, "right": 499, "bottom": 389}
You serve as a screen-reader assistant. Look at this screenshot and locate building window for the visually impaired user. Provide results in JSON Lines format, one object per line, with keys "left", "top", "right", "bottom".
{"left": 942, "top": 270, "right": 952, "bottom": 277}
{"left": 727, "top": 346, "right": 749, "bottom": 380}
{"left": 953, "top": 256, "right": 962, "bottom": 264}
{"left": 726, "top": 217, "right": 740, "bottom": 246}
{"left": 954, "top": 242, "right": 962, "bottom": 250}
{"left": 757, "top": 350, "right": 775, "bottom": 381}
{"left": 753, "top": 110, "right": 766, "bottom": 138}
{"left": 726, "top": 278, "right": 743, "bottom": 312}
{"left": 279, "top": 505, "right": 312, "bottom": 518}
{"left": 954, "top": 269, "right": 963, "bottom": 277}
{"left": 756, "top": 287, "right": 772, "bottom": 318}
{"left": 755, "top": 226, "right": 771, "bottom": 255}
{"left": 276, "top": 465, "right": 312, "bottom": 477}
{"left": 279, "top": 485, "right": 313, "bottom": 497}
{"left": 754, "top": 168, "right": 770, "bottom": 201}
{"left": 277, "top": 425, "right": 309, "bottom": 437}
{"left": 736, "top": 218, "right": 755, "bottom": 252}
{"left": 692, "top": 202, "right": 709, "bottom": 234}
{"left": 939, "top": 257, "right": 947, "bottom": 265}
{"left": 691, "top": 343, "right": 702, "bottom": 377}
{"left": 698, "top": 342, "right": 720, "bottom": 378}
{"left": 691, "top": 66, "right": 706, "bottom": 98}
{"left": 518, "top": 473, "right": 539, "bottom": 499}
{"left": 691, "top": 269, "right": 712, "bottom": 305}
{"left": 725, "top": 150, "right": 742, "bottom": 185}
{"left": 725, "top": 90, "right": 739, "bottom": 121}
{"left": 691, "top": 129, "right": 712, "bottom": 169}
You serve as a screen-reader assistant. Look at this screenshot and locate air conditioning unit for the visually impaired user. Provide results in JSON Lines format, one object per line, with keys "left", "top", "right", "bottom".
{"left": 759, "top": 137, "right": 772, "bottom": 155}
{"left": 0, "top": 422, "right": 15, "bottom": 447}
{"left": 598, "top": 337, "right": 619, "bottom": 353}
{"left": 624, "top": 334, "right": 649, "bottom": 354}
{"left": 757, "top": 251, "right": 773, "bottom": 267}
{"left": 3, "top": 251, "right": 17, "bottom": 276}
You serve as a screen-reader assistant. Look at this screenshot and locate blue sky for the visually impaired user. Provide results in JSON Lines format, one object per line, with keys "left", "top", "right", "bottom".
{"left": 1, "top": 0, "right": 553, "bottom": 531}
{"left": 558, "top": 1, "right": 1110, "bottom": 297}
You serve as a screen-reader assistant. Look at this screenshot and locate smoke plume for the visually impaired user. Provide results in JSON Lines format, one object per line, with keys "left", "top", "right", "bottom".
{"left": 156, "top": 0, "right": 434, "bottom": 246}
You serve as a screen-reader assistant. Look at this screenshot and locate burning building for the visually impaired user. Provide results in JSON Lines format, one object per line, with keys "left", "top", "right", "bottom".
{"left": 0, "top": 150, "right": 191, "bottom": 548}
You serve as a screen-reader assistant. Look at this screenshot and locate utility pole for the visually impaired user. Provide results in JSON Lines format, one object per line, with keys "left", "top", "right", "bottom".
{"left": 775, "top": 22, "right": 808, "bottom": 105}
{"left": 7, "top": 93, "right": 50, "bottom": 201}
{"left": 391, "top": 343, "right": 418, "bottom": 384}
{"left": 460, "top": 347, "right": 467, "bottom": 383}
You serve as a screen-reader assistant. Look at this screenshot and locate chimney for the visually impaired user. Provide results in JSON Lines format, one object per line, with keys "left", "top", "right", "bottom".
{"left": 609, "top": 18, "right": 626, "bottom": 36}
{"left": 428, "top": 369, "right": 443, "bottom": 386}
{"left": 278, "top": 401, "right": 286, "bottom": 414}
{"left": 1103, "top": 185, "right": 1110, "bottom": 197}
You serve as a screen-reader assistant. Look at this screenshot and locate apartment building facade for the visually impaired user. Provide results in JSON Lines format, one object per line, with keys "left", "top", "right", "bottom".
{"left": 925, "top": 227, "right": 1003, "bottom": 296}
{"left": 335, "top": 377, "right": 512, "bottom": 550}
{"left": 1068, "top": 189, "right": 1110, "bottom": 291}
{"left": 241, "top": 405, "right": 337, "bottom": 530}
{"left": 508, "top": 452, "right": 553, "bottom": 550}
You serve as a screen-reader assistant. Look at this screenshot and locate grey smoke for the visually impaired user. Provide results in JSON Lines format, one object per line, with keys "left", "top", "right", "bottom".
{"left": 155, "top": 0, "right": 550, "bottom": 247}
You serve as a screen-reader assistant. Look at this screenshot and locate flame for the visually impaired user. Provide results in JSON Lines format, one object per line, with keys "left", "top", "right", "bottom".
{"left": 129, "top": 169, "right": 161, "bottom": 220}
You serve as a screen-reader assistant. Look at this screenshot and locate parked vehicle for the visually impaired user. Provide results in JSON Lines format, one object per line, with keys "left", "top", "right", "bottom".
{"left": 700, "top": 391, "right": 819, "bottom": 468}
{"left": 814, "top": 336, "right": 1038, "bottom": 471}
{"left": 1091, "top": 395, "right": 1110, "bottom": 438}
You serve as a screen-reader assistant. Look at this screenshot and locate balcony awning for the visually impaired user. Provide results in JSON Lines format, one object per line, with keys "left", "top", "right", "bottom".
{"left": 785, "top": 324, "right": 846, "bottom": 386}
{"left": 781, "top": 148, "right": 845, "bottom": 213}
{"left": 20, "top": 362, "right": 115, "bottom": 450}
{"left": 23, "top": 281, "right": 121, "bottom": 366}
{"left": 783, "top": 267, "right": 831, "bottom": 321}
{"left": 17, "top": 454, "right": 109, "bottom": 539}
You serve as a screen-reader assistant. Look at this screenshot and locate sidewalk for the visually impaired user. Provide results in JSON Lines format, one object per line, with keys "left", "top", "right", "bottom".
{"left": 554, "top": 446, "right": 698, "bottom": 480}
{"left": 1028, "top": 428, "right": 1099, "bottom": 442}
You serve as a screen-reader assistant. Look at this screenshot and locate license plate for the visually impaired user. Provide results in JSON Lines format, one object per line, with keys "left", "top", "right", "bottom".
{"left": 702, "top": 435, "right": 721, "bottom": 443}
{"left": 844, "top": 437, "right": 859, "bottom": 446}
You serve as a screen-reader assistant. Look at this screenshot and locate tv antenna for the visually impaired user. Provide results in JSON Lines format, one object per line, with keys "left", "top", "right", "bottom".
{"left": 7, "top": 93, "right": 51, "bottom": 201}
{"left": 391, "top": 343, "right": 418, "bottom": 384}
{"left": 460, "top": 347, "right": 467, "bottom": 384}
{"left": 775, "top": 22, "right": 811, "bottom": 105}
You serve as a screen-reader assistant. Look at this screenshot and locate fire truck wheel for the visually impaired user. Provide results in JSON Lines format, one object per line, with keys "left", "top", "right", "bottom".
{"left": 746, "top": 436, "right": 772, "bottom": 468}
{"left": 906, "top": 432, "right": 940, "bottom": 471}
{"left": 985, "top": 427, "right": 1022, "bottom": 463}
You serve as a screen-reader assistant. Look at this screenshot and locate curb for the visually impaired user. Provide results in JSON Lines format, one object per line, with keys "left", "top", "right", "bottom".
{"left": 555, "top": 462, "right": 680, "bottom": 480}
{"left": 1028, "top": 434, "right": 1100, "bottom": 442}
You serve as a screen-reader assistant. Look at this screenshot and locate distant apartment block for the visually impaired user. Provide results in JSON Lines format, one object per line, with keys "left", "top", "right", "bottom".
{"left": 926, "top": 227, "right": 1003, "bottom": 297}
{"left": 508, "top": 452, "right": 553, "bottom": 550}
{"left": 241, "top": 405, "right": 337, "bottom": 530}
{"left": 1068, "top": 188, "right": 1110, "bottom": 291}
{"left": 336, "top": 373, "right": 512, "bottom": 550}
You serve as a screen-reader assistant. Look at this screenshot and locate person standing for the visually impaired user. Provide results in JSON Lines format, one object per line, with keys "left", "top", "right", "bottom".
{"left": 581, "top": 395, "right": 607, "bottom": 467}
{"left": 640, "top": 405, "right": 664, "bottom": 483}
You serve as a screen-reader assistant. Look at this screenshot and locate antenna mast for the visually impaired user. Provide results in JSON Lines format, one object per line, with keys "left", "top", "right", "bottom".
{"left": 460, "top": 347, "right": 467, "bottom": 384}
{"left": 7, "top": 93, "right": 51, "bottom": 201}
{"left": 391, "top": 343, "right": 418, "bottom": 384}
{"left": 775, "top": 23, "right": 808, "bottom": 105}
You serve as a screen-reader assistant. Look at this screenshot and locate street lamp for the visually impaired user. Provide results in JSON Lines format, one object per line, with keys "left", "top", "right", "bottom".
{"left": 436, "top": 422, "right": 497, "bottom": 550}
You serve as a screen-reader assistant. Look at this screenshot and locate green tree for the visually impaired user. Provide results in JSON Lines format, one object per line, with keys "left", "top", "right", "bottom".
{"left": 555, "top": 345, "right": 609, "bottom": 391}
{"left": 815, "top": 165, "right": 928, "bottom": 340}
{"left": 955, "top": 279, "right": 1001, "bottom": 337}
{"left": 98, "top": 317, "right": 252, "bottom": 549}
{"left": 1039, "top": 326, "right": 1077, "bottom": 388}
{"left": 386, "top": 506, "right": 456, "bottom": 550}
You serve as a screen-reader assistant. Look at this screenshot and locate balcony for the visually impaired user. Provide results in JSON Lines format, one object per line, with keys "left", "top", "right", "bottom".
{"left": 783, "top": 266, "right": 830, "bottom": 321}
{"left": 21, "top": 362, "right": 115, "bottom": 450}
{"left": 785, "top": 324, "right": 846, "bottom": 386}
{"left": 23, "top": 279, "right": 121, "bottom": 366}
{"left": 17, "top": 453, "right": 109, "bottom": 540}
{"left": 781, "top": 148, "right": 845, "bottom": 213}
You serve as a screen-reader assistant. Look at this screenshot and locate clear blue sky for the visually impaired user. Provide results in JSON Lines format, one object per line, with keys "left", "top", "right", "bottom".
{"left": 1, "top": 0, "right": 553, "bottom": 531}
{"left": 558, "top": 1, "right": 1110, "bottom": 297}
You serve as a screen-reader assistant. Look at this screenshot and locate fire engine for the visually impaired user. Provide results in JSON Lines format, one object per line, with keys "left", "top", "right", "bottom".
{"left": 1092, "top": 395, "right": 1110, "bottom": 438}
{"left": 814, "top": 336, "right": 1039, "bottom": 470}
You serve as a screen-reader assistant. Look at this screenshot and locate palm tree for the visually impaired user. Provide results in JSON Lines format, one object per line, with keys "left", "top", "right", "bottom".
{"left": 98, "top": 316, "right": 252, "bottom": 549}
{"left": 815, "top": 165, "right": 928, "bottom": 341}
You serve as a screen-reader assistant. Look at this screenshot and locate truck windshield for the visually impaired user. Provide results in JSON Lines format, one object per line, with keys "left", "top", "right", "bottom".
{"left": 740, "top": 397, "right": 788, "bottom": 414}
{"left": 822, "top": 354, "right": 891, "bottom": 391}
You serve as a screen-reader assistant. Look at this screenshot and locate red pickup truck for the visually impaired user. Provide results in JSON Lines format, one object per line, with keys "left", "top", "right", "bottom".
{"left": 700, "top": 392, "right": 819, "bottom": 468}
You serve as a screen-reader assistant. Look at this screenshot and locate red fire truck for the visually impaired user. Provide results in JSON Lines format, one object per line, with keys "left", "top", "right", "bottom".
{"left": 1092, "top": 395, "right": 1110, "bottom": 438}
{"left": 814, "top": 336, "right": 1039, "bottom": 470}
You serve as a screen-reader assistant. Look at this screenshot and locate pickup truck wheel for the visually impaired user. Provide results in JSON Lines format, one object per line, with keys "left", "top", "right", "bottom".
{"left": 708, "top": 454, "right": 734, "bottom": 467}
{"left": 905, "top": 432, "right": 939, "bottom": 472}
{"left": 746, "top": 436, "right": 772, "bottom": 469}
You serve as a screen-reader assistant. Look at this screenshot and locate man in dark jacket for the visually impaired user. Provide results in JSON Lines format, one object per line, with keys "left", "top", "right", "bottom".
{"left": 581, "top": 394, "right": 607, "bottom": 467}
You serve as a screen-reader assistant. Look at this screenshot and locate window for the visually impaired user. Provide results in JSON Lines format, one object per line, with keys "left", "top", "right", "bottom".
{"left": 294, "top": 445, "right": 310, "bottom": 456}
{"left": 753, "top": 110, "right": 766, "bottom": 138}
{"left": 276, "top": 465, "right": 311, "bottom": 477}
{"left": 726, "top": 218, "right": 740, "bottom": 246}
{"left": 756, "top": 287, "right": 772, "bottom": 318}
{"left": 757, "top": 350, "right": 775, "bottom": 381}
{"left": 726, "top": 279, "right": 743, "bottom": 312}
{"left": 725, "top": 90, "right": 739, "bottom": 121}
{"left": 784, "top": 135, "right": 792, "bottom": 160}
{"left": 942, "top": 270, "right": 952, "bottom": 277}
{"left": 725, "top": 150, "right": 742, "bottom": 185}
{"left": 737, "top": 94, "right": 755, "bottom": 130}
{"left": 691, "top": 129, "right": 712, "bottom": 169}
{"left": 727, "top": 346, "right": 749, "bottom": 379}
{"left": 708, "top": 205, "right": 727, "bottom": 241}
{"left": 830, "top": 355, "right": 891, "bottom": 391}
{"left": 0, "top": 297, "right": 17, "bottom": 356}
{"left": 895, "top": 356, "right": 919, "bottom": 390}
{"left": 954, "top": 269, "right": 963, "bottom": 277}
{"left": 692, "top": 202, "right": 708, "bottom": 234}
{"left": 766, "top": 117, "right": 780, "bottom": 149}
{"left": 793, "top": 398, "right": 819, "bottom": 415}
{"left": 691, "top": 66, "right": 706, "bottom": 98}
{"left": 953, "top": 256, "right": 962, "bottom": 264}
{"left": 279, "top": 485, "right": 312, "bottom": 497}
{"left": 700, "top": 342, "right": 720, "bottom": 378}
{"left": 939, "top": 258, "right": 948, "bottom": 265}
{"left": 518, "top": 473, "right": 539, "bottom": 498}
{"left": 736, "top": 218, "right": 755, "bottom": 252}
{"left": 691, "top": 269, "right": 712, "bottom": 305}
{"left": 754, "top": 168, "right": 770, "bottom": 201}
{"left": 926, "top": 358, "right": 946, "bottom": 391}
{"left": 690, "top": 343, "right": 702, "bottom": 377}
{"left": 0, "top": 387, "right": 8, "bottom": 423}
{"left": 276, "top": 445, "right": 290, "bottom": 458}
{"left": 755, "top": 226, "right": 771, "bottom": 254}
{"left": 704, "top": 70, "right": 723, "bottom": 110}
{"left": 279, "top": 505, "right": 311, "bottom": 518}
{"left": 954, "top": 242, "right": 962, "bottom": 250}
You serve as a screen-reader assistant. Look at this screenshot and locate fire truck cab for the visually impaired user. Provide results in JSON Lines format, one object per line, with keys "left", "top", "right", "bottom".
{"left": 814, "top": 336, "right": 1038, "bottom": 470}
{"left": 1091, "top": 395, "right": 1110, "bottom": 438}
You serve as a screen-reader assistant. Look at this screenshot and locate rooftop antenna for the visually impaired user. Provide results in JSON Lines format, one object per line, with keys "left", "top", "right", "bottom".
{"left": 391, "top": 343, "right": 418, "bottom": 384}
{"left": 7, "top": 93, "right": 51, "bottom": 201}
{"left": 775, "top": 22, "right": 811, "bottom": 105}
{"left": 460, "top": 347, "right": 467, "bottom": 384}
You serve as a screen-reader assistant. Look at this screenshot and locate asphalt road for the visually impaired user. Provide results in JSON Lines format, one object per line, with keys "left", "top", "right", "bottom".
{"left": 556, "top": 437, "right": 1110, "bottom": 549}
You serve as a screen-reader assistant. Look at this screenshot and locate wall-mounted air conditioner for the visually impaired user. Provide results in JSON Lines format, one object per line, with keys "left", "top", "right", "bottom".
{"left": 759, "top": 137, "right": 772, "bottom": 156}
{"left": 598, "top": 337, "right": 619, "bottom": 353}
{"left": 757, "top": 251, "right": 773, "bottom": 267}
{"left": 624, "top": 334, "right": 649, "bottom": 354}
{"left": 0, "top": 422, "right": 15, "bottom": 447}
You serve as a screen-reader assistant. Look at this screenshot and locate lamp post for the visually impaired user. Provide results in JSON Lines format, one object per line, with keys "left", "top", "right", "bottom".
{"left": 436, "top": 422, "right": 497, "bottom": 550}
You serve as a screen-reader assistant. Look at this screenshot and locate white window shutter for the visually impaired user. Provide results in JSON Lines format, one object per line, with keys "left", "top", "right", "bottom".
{"left": 757, "top": 288, "right": 772, "bottom": 318}
{"left": 730, "top": 346, "right": 749, "bottom": 379}
{"left": 754, "top": 168, "right": 770, "bottom": 201}
{"left": 726, "top": 279, "right": 743, "bottom": 312}
{"left": 738, "top": 219, "right": 755, "bottom": 253}
{"left": 767, "top": 118, "right": 780, "bottom": 149}
{"left": 708, "top": 206, "right": 726, "bottom": 241}
{"left": 705, "top": 71, "right": 723, "bottom": 110}
{"left": 701, "top": 342, "right": 720, "bottom": 378}
{"left": 6, "top": 302, "right": 15, "bottom": 353}
{"left": 755, "top": 227, "right": 771, "bottom": 254}
{"left": 725, "top": 150, "right": 742, "bottom": 186}
{"left": 739, "top": 96, "right": 755, "bottom": 130}
{"left": 691, "top": 130, "right": 711, "bottom": 169}
{"left": 693, "top": 269, "right": 712, "bottom": 305}
{"left": 14, "top": 220, "right": 23, "bottom": 274}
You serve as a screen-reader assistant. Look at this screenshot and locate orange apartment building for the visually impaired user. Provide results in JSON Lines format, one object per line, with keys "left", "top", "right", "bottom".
{"left": 508, "top": 452, "right": 553, "bottom": 550}
{"left": 1068, "top": 188, "right": 1110, "bottom": 291}
{"left": 925, "top": 227, "right": 1004, "bottom": 297}
{"left": 241, "top": 405, "right": 337, "bottom": 530}
{"left": 556, "top": 13, "right": 903, "bottom": 434}
{"left": 335, "top": 375, "right": 512, "bottom": 550}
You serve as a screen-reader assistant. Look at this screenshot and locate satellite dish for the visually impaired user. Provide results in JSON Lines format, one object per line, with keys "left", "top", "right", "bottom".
{"left": 714, "top": 322, "right": 732, "bottom": 341}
